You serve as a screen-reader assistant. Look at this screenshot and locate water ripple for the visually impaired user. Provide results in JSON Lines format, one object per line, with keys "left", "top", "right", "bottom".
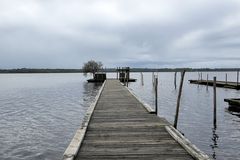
{"left": 128, "top": 72, "right": 240, "bottom": 160}
{"left": 0, "top": 73, "right": 101, "bottom": 160}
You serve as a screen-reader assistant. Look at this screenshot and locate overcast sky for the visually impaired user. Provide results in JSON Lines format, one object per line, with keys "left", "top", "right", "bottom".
{"left": 0, "top": 0, "right": 240, "bottom": 68}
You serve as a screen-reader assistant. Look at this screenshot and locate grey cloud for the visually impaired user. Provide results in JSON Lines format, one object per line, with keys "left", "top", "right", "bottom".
{"left": 0, "top": 0, "right": 240, "bottom": 68}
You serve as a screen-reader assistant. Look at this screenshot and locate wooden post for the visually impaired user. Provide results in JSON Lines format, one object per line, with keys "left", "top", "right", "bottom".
{"left": 174, "top": 70, "right": 186, "bottom": 129}
{"left": 237, "top": 71, "right": 239, "bottom": 86}
{"left": 174, "top": 72, "right": 177, "bottom": 89}
{"left": 153, "top": 73, "right": 155, "bottom": 88}
{"left": 126, "top": 71, "right": 129, "bottom": 87}
{"left": 121, "top": 67, "right": 123, "bottom": 82}
{"left": 200, "top": 72, "right": 202, "bottom": 81}
{"left": 141, "top": 72, "right": 144, "bottom": 86}
{"left": 152, "top": 72, "right": 154, "bottom": 86}
{"left": 155, "top": 76, "right": 158, "bottom": 115}
{"left": 116, "top": 67, "right": 119, "bottom": 80}
{"left": 206, "top": 74, "right": 209, "bottom": 91}
{"left": 197, "top": 72, "right": 200, "bottom": 87}
{"left": 124, "top": 71, "right": 127, "bottom": 86}
{"left": 118, "top": 67, "right": 120, "bottom": 79}
{"left": 213, "top": 77, "right": 217, "bottom": 128}
{"left": 225, "top": 73, "right": 228, "bottom": 84}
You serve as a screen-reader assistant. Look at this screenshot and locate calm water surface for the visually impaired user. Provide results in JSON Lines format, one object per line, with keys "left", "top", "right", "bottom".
{"left": 0, "top": 73, "right": 101, "bottom": 160}
{"left": 1, "top": 72, "right": 240, "bottom": 160}
{"left": 126, "top": 72, "right": 240, "bottom": 160}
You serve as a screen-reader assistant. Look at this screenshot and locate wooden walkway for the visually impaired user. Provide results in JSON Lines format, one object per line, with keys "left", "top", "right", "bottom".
{"left": 189, "top": 79, "right": 240, "bottom": 90}
{"left": 75, "top": 80, "right": 194, "bottom": 160}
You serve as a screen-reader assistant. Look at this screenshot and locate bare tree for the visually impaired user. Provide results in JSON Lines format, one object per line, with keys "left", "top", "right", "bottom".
{"left": 82, "top": 60, "right": 103, "bottom": 78}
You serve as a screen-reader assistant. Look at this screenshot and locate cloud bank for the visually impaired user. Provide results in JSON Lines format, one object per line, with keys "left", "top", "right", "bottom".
{"left": 0, "top": 0, "right": 240, "bottom": 68}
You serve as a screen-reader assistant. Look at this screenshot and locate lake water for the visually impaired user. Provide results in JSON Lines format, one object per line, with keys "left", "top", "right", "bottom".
{"left": 0, "top": 73, "right": 101, "bottom": 160}
{"left": 0, "top": 72, "right": 240, "bottom": 160}
{"left": 126, "top": 72, "right": 240, "bottom": 160}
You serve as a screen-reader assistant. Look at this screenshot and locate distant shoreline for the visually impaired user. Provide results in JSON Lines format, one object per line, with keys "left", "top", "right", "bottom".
{"left": 0, "top": 68, "right": 239, "bottom": 73}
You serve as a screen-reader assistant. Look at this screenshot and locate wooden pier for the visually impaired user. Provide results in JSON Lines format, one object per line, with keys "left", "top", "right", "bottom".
{"left": 63, "top": 80, "right": 210, "bottom": 160}
{"left": 189, "top": 80, "right": 240, "bottom": 90}
{"left": 224, "top": 98, "right": 240, "bottom": 112}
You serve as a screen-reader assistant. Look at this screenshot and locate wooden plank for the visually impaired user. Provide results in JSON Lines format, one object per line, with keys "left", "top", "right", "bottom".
{"left": 69, "top": 80, "right": 210, "bottom": 160}
{"left": 166, "top": 126, "right": 210, "bottom": 160}
{"left": 77, "top": 154, "right": 193, "bottom": 160}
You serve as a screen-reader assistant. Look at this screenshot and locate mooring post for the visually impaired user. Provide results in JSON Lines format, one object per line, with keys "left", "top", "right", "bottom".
{"left": 237, "top": 70, "right": 239, "bottom": 86}
{"left": 152, "top": 72, "right": 154, "bottom": 86}
{"left": 155, "top": 76, "right": 158, "bottom": 115}
{"left": 174, "top": 70, "right": 186, "bottom": 129}
{"left": 126, "top": 71, "right": 129, "bottom": 87}
{"left": 118, "top": 67, "right": 120, "bottom": 79}
{"left": 200, "top": 72, "right": 202, "bottom": 81}
{"left": 124, "top": 71, "right": 127, "bottom": 86}
{"left": 121, "top": 67, "right": 123, "bottom": 82}
{"left": 206, "top": 74, "right": 209, "bottom": 91}
{"left": 116, "top": 67, "right": 118, "bottom": 80}
{"left": 197, "top": 72, "right": 200, "bottom": 87}
{"left": 141, "top": 72, "right": 144, "bottom": 86}
{"left": 174, "top": 72, "right": 177, "bottom": 89}
{"left": 225, "top": 73, "right": 228, "bottom": 84}
{"left": 213, "top": 76, "right": 217, "bottom": 128}
{"left": 153, "top": 73, "right": 155, "bottom": 88}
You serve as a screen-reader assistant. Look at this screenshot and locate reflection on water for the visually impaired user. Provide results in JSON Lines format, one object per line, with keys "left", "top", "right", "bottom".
{"left": 126, "top": 72, "right": 240, "bottom": 160}
{"left": 82, "top": 81, "right": 102, "bottom": 104}
{"left": 211, "top": 127, "right": 219, "bottom": 159}
{"left": 0, "top": 74, "right": 101, "bottom": 160}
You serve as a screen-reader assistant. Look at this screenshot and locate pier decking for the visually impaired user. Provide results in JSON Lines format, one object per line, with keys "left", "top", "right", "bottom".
{"left": 64, "top": 80, "right": 210, "bottom": 160}
{"left": 189, "top": 79, "right": 240, "bottom": 90}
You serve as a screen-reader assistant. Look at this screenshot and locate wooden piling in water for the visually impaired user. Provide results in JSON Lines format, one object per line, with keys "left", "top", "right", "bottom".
{"left": 206, "top": 74, "right": 209, "bottom": 91}
{"left": 124, "top": 69, "right": 126, "bottom": 86}
{"left": 213, "top": 77, "right": 217, "bottom": 128}
{"left": 116, "top": 67, "right": 119, "bottom": 80}
{"left": 237, "top": 71, "right": 239, "bottom": 86}
{"left": 141, "top": 72, "right": 144, "bottom": 86}
{"left": 117, "top": 67, "right": 120, "bottom": 80}
{"left": 174, "top": 72, "right": 177, "bottom": 89}
{"left": 152, "top": 72, "right": 155, "bottom": 86}
{"left": 126, "top": 72, "right": 129, "bottom": 87}
{"left": 197, "top": 72, "right": 200, "bottom": 87}
{"left": 155, "top": 76, "right": 158, "bottom": 115}
{"left": 174, "top": 70, "right": 186, "bottom": 129}
{"left": 225, "top": 73, "right": 228, "bottom": 84}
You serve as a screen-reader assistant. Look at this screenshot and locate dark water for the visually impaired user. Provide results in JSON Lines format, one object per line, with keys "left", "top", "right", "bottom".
{"left": 0, "top": 73, "right": 101, "bottom": 160}
{"left": 125, "top": 72, "right": 240, "bottom": 160}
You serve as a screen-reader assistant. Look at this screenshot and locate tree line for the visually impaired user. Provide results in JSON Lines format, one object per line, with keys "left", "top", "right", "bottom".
{"left": 0, "top": 60, "right": 239, "bottom": 74}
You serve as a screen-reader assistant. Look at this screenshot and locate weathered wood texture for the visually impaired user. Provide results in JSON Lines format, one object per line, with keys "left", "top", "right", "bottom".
{"left": 75, "top": 80, "right": 193, "bottom": 160}
{"left": 224, "top": 98, "right": 240, "bottom": 112}
{"left": 189, "top": 79, "right": 240, "bottom": 90}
